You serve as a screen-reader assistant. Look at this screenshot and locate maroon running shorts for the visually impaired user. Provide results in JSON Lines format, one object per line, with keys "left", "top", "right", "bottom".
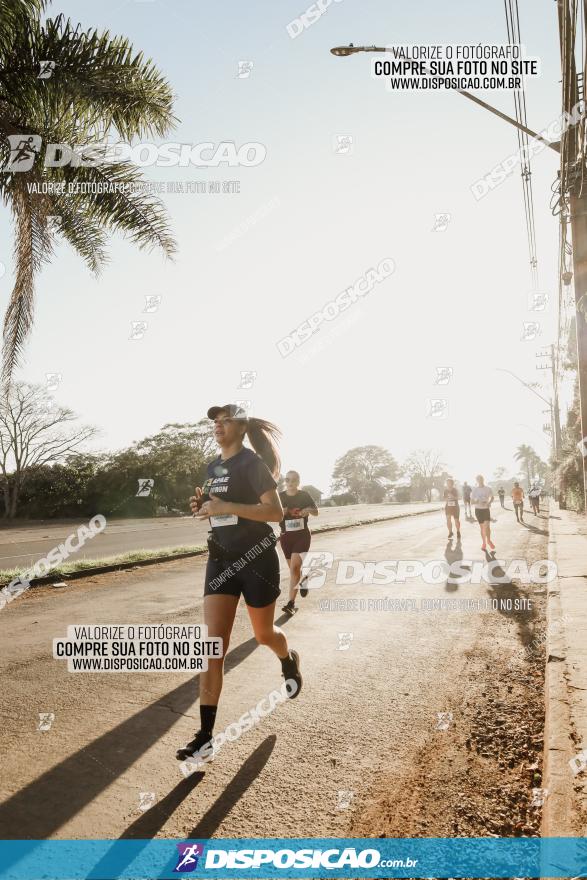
{"left": 279, "top": 529, "right": 311, "bottom": 560}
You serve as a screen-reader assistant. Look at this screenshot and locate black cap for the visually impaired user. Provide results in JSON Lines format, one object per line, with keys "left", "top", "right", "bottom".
{"left": 207, "top": 403, "right": 248, "bottom": 420}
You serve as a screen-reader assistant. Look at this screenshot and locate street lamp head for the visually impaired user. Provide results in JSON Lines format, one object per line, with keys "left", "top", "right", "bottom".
{"left": 330, "top": 44, "right": 389, "bottom": 57}
{"left": 330, "top": 44, "right": 357, "bottom": 56}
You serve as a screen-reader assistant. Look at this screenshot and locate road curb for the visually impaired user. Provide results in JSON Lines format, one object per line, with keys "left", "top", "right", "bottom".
{"left": 5, "top": 504, "right": 443, "bottom": 589}
{"left": 542, "top": 504, "right": 586, "bottom": 837}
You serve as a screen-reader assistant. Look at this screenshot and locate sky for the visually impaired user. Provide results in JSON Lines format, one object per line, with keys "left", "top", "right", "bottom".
{"left": 0, "top": 0, "right": 570, "bottom": 494}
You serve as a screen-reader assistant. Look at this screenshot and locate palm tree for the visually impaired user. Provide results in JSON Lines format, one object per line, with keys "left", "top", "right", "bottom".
{"left": 0, "top": 0, "right": 177, "bottom": 381}
{"left": 515, "top": 444, "right": 538, "bottom": 489}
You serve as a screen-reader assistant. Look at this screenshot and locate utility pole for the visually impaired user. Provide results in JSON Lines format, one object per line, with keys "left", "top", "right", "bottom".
{"left": 535, "top": 346, "right": 562, "bottom": 455}
{"left": 550, "top": 343, "right": 563, "bottom": 455}
{"left": 557, "top": 0, "right": 587, "bottom": 511}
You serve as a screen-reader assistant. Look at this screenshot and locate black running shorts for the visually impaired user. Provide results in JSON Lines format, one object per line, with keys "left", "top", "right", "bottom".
{"left": 475, "top": 508, "right": 491, "bottom": 523}
{"left": 445, "top": 504, "right": 460, "bottom": 519}
{"left": 204, "top": 546, "right": 281, "bottom": 608}
{"left": 279, "top": 529, "right": 311, "bottom": 560}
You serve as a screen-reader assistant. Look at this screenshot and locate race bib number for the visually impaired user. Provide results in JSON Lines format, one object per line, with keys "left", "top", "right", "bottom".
{"left": 446, "top": 501, "right": 457, "bottom": 507}
{"left": 210, "top": 514, "right": 238, "bottom": 527}
{"left": 285, "top": 518, "right": 304, "bottom": 532}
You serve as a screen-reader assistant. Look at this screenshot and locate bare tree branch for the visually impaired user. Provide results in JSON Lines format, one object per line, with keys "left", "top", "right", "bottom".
{"left": 0, "top": 381, "right": 98, "bottom": 517}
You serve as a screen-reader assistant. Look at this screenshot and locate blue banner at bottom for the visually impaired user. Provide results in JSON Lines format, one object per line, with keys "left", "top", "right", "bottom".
{"left": 0, "top": 837, "right": 586, "bottom": 879}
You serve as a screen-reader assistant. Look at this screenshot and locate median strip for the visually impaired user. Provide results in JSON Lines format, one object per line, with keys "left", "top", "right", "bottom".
{"left": 0, "top": 505, "right": 443, "bottom": 590}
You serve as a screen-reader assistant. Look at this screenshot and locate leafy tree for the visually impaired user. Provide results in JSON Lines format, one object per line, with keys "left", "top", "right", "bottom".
{"left": 554, "top": 376, "right": 583, "bottom": 510}
{"left": 92, "top": 421, "right": 215, "bottom": 516}
{"left": 301, "top": 484, "right": 322, "bottom": 504}
{"left": 331, "top": 445, "right": 398, "bottom": 504}
{"left": 0, "top": 0, "right": 177, "bottom": 380}
{"left": 17, "top": 452, "right": 103, "bottom": 517}
{"left": 330, "top": 491, "right": 358, "bottom": 506}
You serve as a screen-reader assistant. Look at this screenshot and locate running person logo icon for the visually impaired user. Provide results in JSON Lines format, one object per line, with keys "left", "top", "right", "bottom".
{"left": 5, "top": 134, "right": 42, "bottom": 172}
{"left": 174, "top": 843, "right": 204, "bottom": 872}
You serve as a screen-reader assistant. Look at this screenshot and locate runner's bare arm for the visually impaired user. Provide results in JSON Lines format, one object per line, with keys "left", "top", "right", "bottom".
{"left": 196, "top": 489, "right": 283, "bottom": 522}
{"left": 189, "top": 487, "right": 203, "bottom": 516}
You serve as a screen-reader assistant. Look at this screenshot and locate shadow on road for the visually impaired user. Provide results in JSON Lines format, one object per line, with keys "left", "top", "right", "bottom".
{"left": 0, "top": 633, "right": 262, "bottom": 844}
{"left": 443, "top": 538, "right": 467, "bottom": 592}
{"left": 521, "top": 521, "right": 549, "bottom": 537}
{"left": 188, "top": 735, "right": 276, "bottom": 837}
{"left": 85, "top": 738, "right": 276, "bottom": 879}
{"left": 118, "top": 773, "right": 206, "bottom": 840}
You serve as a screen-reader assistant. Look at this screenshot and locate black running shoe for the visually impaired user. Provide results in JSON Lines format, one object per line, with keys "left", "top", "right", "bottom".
{"left": 456, "top": 531, "right": 461, "bottom": 539}
{"left": 282, "top": 601, "right": 297, "bottom": 616}
{"left": 448, "top": 531, "right": 453, "bottom": 539}
{"left": 282, "top": 649, "right": 302, "bottom": 699}
{"left": 176, "top": 729, "right": 214, "bottom": 762}
{"left": 299, "top": 575, "right": 309, "bottom": 598}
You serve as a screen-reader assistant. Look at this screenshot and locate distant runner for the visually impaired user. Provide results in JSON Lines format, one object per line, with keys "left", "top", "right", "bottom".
{"left": 462, "top": 481, "right": 472, "bottom": 517}
{"left": 279, "top": 471, "right": 319, "bottom": 616}
{"left": 443, "top": 477, "right": 461, "bottom": 540}
{"left": 528, "top": 483, "right": 541, "bottom": 515}
{"left": 497, "top": 487, "right": 505, "bottom": 508}
{"left": 176, "top": 404, "right": 302, "bottom": 766}
{"left": 471, "top": 474, "right": 495, "bottom": 551}
{"left": 511, "top": 481, "right": 525, "bottom": 523}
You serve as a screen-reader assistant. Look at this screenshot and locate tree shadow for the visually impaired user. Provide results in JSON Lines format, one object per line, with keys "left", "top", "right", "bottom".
{"left": 0, "top": 633, "right": 262, "bottom": 844}
{"left": 483, "top": 551, "right": 536, "bottom": 648}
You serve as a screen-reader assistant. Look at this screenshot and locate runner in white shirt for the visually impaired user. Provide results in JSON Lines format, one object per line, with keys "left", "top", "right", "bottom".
{"left": 528, "top": 483, "right": 541, "bottom": 515}
{"left": 471, "top": 474, "right": 495, "bottom": 552}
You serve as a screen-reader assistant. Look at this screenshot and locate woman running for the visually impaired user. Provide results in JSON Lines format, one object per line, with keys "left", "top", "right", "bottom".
{"left": 511, "top": 481, "right": 525, "bottom": 522}
{"left": 279, "top": 471, "right": 319, "bottom": 616}
{"left": 471, "top": 474, "right": 495, "bottom": 551}
{"left": 443, "top": 477, "right": 461, "bottom": 540}
{"left": 176, "top": 404, "right": 302, "bottom": 764}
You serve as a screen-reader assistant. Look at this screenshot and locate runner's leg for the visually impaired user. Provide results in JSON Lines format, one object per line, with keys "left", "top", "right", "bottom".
{"left": 176, "top": 593, "right": 239, "bottom": 761}
{"left": 287, "top": 556, "right": 299, "bottom": 604}
{"left": 290, "top": 552, "right": 303, "bottom": 597}
{"left": 200, "top": 593, "right": 239, "bottom": 705}
{"left": 247, "top": 601, "right": 288, "bottom": 658}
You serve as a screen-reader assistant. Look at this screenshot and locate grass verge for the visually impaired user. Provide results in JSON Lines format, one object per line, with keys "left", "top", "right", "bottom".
{"left": 0, "top": 544, "right": 206, "bottom": 584}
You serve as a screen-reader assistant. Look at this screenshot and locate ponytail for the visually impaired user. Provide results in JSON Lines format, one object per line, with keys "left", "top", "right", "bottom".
{"left": 245, "top": 418, "right": 281, "bottom": 478}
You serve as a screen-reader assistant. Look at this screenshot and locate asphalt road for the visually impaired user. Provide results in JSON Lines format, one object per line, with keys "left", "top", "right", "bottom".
{"left": 0, "top": 502, "right": 549, "bottom": 845}
{"left": 0, "top": 503, "right": 440, "bottom": 570}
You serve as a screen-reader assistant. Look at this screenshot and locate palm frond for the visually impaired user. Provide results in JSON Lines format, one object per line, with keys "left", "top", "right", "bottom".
{"left": 3, "top": 180, "right": 53, "bottom": 382}
{"left": 1, "top": 15, "right": 176, "bottom": 141}
{"left": 0, "top": 4, "right": 178, "bottom": 382}
{"left": 0, "top": 0, "right": 46, "bottom": 60}
{"left": 59, "top": 161, "right": 177, "bottom": 257}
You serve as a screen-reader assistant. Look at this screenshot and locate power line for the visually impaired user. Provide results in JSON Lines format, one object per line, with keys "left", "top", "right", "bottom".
{"left": 504, "top": 0, "right": 540, "bottom": 290}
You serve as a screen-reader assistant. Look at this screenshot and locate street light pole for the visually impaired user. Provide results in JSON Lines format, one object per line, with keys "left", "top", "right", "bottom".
{"left": 330, "top": 46, "right": 559, "bottom": 151}
{"left": 331, "top": 41, "right": 573, "bottom": 501}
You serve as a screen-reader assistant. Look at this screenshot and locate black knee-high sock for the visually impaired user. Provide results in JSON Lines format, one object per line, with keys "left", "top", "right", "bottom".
{"left": 280, "top": 652, "right": 293, "bottom": 671}
{"left": 200, "top": 705, "right": 217, "bottom": 737}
